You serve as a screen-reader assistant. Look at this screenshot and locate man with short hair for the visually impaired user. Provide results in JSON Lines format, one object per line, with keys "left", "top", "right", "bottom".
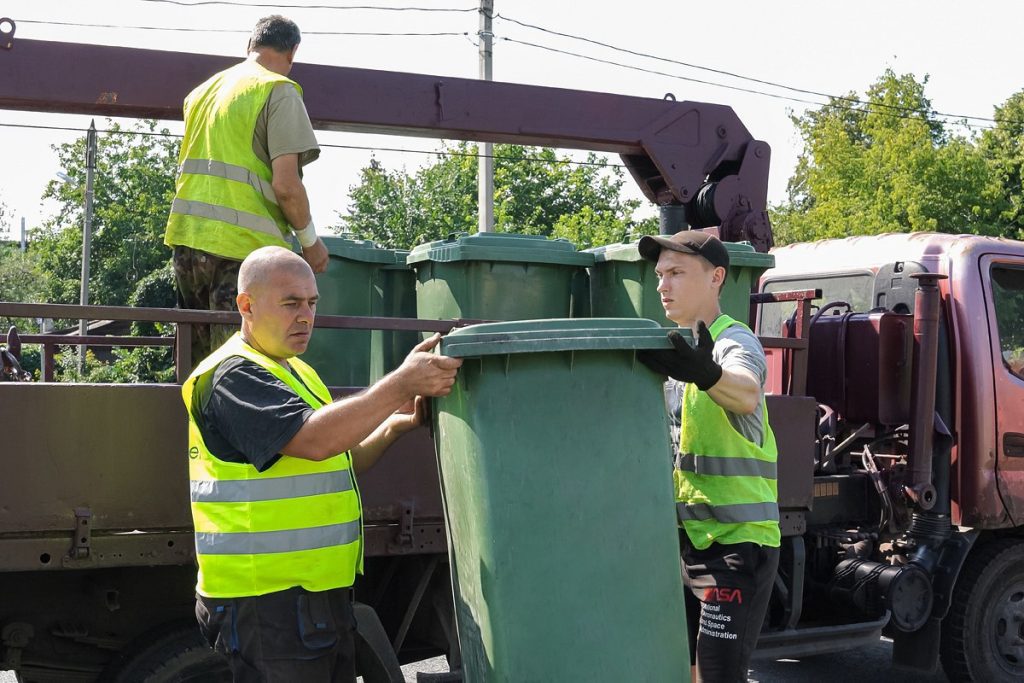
{"left": 183, "top": 246, "right": 462, "bottom": 681}
{"left": 166, "top": 15, "right": 329, "bottom": 365}
{"left": 637, "top": 230, "right": 780, "bottom": 683}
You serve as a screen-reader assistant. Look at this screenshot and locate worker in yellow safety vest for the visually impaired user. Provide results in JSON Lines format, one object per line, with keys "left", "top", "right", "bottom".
{"left": 165, "top": 15, "right": 329, "bottom": 366}
{"left": 183, "top": 246, "right": 462, "bottom": 682}
{"left": 637, "top": 230, "right": 780, "bottom": 683}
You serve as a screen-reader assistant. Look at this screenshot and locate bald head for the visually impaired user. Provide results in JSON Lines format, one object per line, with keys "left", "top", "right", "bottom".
{"left": 239, "top": 246, "right": 313, "bottom": 294}
{"left": 237, "top": 247, "right": 319, "bottom": 362}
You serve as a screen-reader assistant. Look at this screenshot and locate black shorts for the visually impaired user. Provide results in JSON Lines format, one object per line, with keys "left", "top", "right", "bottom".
{"left": 196, "top": 586, "right": 357, "bottom": 683}
{"left": 680, "top": 536, "right": 780, "bottom": 683}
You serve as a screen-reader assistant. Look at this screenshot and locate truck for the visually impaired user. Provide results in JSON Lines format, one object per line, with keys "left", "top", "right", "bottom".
{"left": 2, "top": 18, "right": 1024, "bottom": 682}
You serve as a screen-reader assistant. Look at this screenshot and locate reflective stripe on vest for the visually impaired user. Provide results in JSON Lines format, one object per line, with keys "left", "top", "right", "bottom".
{"left": 165, "top": 60, "right": 299, "bottom": 261}
{"left": 675, "top": 314, "right": 781, "bottom": 550}
{"left": 190, "top": 469, "right": 354, "bottom": 503}
{"left": 676, "top": 452, "right": 777, "bottom": 479}
{"left": 179, "top": 158, "right": 279, "bottom": 206}
{"left": 183, "top": 333, "right": 363, "bottom": 598}
{"left": 170, "top": 198, "right": 283, "bottom": 240}
{"left": 676, "top": 501, "right": 780, "bottom": 524}
{"left": 195, "top": 519, "right": 361, "bottom": 555}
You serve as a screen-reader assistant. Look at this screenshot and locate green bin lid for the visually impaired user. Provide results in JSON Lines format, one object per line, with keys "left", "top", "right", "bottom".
{"left": 440, "top": 318, "right": 690, "bottom": 357}
{"left": 321, "top": 234, "right": 405, "bottom": 264}
{"left": 380, "top": 250, "right": 411, "bottom": 271}
{"left": 588, "top": 239, "right": 775, "bottom": 268}
{"left": 407, "top": 232, "right": 595, "bottom": 267}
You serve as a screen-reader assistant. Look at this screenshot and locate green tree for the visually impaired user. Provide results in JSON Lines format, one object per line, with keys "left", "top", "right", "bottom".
{"left": 978, "top": 90, "right": 1024, "bottom": 240}
{"left": 0, "top": 245, "right": 50, "bottom": 330}
{"left": 33, "top": 120, "right": 180, "bottom": 306}
{"left": 337, "top": 143, "right": 654, "bottom": 249}
{"left": 772, "top": 70, "right": 999, "bottom": 245}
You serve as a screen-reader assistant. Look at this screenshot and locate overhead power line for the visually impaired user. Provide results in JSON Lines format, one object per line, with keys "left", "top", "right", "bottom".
{"left": 138, "top": 0, "right": 477, "bottom": 11}
{"left": 494, "top": 12, "right": 1007, "bottom": 128}
{"left": 0, "top": 121, "right": 626, "bottom": 168}
{"left": 499, "top": 37, "right": 998, "bottom": 132}
{"left": 17, "top": 18, "right": 467, "bottom": 36}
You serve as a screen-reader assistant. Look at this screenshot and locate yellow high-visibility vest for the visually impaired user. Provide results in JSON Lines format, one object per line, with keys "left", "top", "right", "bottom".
{"left": 183, "top": 333, "right": 363, "bottom": 598}
{"left": 675, "top": 315, "right": 781, "bottom": 549}
{"left": 165, "top": 60, "right": 297, "bottom": 261}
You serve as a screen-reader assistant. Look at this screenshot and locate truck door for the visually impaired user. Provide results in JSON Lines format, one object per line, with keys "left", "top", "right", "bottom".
{"left": 982, "top": 256, "right": 1024, "bottom": 524}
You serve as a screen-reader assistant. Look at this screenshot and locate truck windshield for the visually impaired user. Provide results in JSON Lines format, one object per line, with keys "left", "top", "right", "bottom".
{"left": 758, "top": 273, "right": 873, "bottom": 336}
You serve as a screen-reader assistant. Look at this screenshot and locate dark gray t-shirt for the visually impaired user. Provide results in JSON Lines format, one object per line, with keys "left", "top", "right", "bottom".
{"left": 195, "top": 356, "right": 314, "bottom": 472}
{"left": 666, "top": 319, "right": 768, "bottom": 456}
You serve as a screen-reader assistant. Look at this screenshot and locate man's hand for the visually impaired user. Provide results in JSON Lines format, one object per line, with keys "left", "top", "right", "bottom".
{"left": 638, "top": 321, "right": 723, "bottom": 390}
{"left": 392, "top": 334, "right": 463, "bottom": 398}
{"left": 387, "top": 396, "right": 427, "bottom": 435}
{"left": 301, "top": 237, "right": 329, "bottom": 274}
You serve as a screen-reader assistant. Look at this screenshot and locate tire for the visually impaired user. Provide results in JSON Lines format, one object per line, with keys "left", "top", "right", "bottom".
{"left": 941, "top": 538, "right": 1024, "bottom": 682}
{"left": 100, "top": 622, "right": 232, "bottom": 683}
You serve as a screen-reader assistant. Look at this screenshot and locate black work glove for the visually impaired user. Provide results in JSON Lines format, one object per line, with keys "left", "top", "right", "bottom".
{"left": 638, "top": 321, "right": 723, "bottom": 391}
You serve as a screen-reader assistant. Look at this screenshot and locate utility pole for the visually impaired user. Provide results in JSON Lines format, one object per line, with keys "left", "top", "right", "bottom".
{"left": 79, "top": 120, "right": 97, "bottom": 374}
{"left": 19, "top": 216, "right": 26, "bottom": 252}
{"left": 477, "top": 0, "right": 494, "bottom": 233}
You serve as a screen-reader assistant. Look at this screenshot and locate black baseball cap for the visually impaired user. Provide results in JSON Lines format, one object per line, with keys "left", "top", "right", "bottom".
{"left": 638, "top": 230, "right": 730, "bottom": 271}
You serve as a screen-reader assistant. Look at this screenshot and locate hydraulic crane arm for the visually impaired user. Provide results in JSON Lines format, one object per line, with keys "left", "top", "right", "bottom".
{"left": 0, "top": 19, "right": 772, "bottom": 250}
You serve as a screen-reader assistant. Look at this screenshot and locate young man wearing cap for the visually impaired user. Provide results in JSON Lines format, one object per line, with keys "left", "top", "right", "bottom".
{"left": 637, "top": 230, "right": 780, "bottom": 683}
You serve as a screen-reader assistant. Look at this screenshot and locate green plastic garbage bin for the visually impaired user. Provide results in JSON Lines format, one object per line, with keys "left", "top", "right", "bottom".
{"left": 587, "top": 239, "right": 775, "bottom": 327}
{"left": 407, "top": 232, "right": 595, "bottom": 323}
{"left": 369, "top": 252, "right": 419, "bottom": 383}
{"left": 303, "top": 235, "right": 396, "bottom": 387}
{"left": 435, "top": 318, "right": 690, "bottom": 682}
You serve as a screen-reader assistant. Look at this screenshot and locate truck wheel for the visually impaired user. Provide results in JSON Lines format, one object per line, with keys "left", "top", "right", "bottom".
{"left": 941, "top": 539, "right": 1024, "bottom": 682}
{"left": 100, "top": 622, "right": 231, "bottom": 683}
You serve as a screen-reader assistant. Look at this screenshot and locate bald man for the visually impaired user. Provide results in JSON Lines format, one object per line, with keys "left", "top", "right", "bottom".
{"left": 181, "top": 246, "right": 462, "bottom": 682}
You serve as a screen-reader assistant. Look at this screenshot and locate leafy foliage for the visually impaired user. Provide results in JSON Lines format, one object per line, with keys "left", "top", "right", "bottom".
{"left": 0, "top": 244, "right": 50, "bottom": 331}
{"left": 33, "top": 120, "right": 179, "bottom": 306}
{"left": 337, "top": 143, "right": 655, "bottom": 249}
{"left": 771, "top": 70, "right": 1002, "bottom": 244}
{"left": 978, "top": 90, "right": 1024, "bottom": 240}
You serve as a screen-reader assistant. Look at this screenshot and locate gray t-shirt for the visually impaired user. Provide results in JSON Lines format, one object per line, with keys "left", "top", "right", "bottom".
{"left": 252, "top": 83, "right": 320, "bottom": 171}
{"left": 665, "top": 318, "right": 768, "bottom": 456}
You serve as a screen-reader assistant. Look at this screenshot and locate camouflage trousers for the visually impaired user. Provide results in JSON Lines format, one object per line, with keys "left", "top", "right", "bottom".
{"left": 172, "top": 246, "right": 242, "bottom": 368}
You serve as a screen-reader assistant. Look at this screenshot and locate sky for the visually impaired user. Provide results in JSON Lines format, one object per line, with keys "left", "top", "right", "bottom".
{"left": 1, "top": 0, "right": 1024, "bottom": 244}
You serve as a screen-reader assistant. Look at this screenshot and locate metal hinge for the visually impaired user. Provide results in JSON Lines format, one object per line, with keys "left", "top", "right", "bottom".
{"left": 69, "top": 507, "right": 92, "bottom": 560}
{"left": 390, "top": 504, "right": 415, "bottom": 552}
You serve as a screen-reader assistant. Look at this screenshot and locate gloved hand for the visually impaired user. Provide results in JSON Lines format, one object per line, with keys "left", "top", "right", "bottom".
{"left": 638, "top": 321, "right": 723, "bottom": 390}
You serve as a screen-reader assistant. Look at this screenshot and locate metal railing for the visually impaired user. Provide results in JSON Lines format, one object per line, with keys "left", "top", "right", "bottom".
{"left": 0, "top": 302, "right": 466, "bottom": 383}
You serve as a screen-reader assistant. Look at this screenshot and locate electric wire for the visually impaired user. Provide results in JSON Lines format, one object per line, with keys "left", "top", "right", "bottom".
{"left": 494, "top": 12, "right": 1006, "bottom": 126}
{"left": 0, "top": 121, "right": 627, "bottom": 168}
{"left": 500, "top": 37, "right": 999, "bottom": 132}
{"left": 137, "top": 0, "right": 477, "bottom": 11}
{"left": 16, "top": 18, "right": 468, "bottom": 36}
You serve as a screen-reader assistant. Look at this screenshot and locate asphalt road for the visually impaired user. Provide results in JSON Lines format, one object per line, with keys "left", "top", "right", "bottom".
{"left": 392, "top": 637, "right": 950, "bottom": 682}
{"left": 3, "top": 639, "right": 952, "bottom": 682}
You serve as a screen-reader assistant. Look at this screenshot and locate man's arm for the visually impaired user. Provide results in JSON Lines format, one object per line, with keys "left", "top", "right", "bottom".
{"left": 706, "top": 366, "right": 761, "bottom": 415}
{"left": 271, "top": 153, "right": 328, "bottom": 273}
{"left": 281, "top": 336, "right": 461, "bottom": 462}
{"left": 348, "top": 397, "right": 424, "bottom": 474}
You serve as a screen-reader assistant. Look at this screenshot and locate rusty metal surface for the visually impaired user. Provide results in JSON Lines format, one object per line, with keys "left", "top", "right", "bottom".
{"left": 976, "top": 254, "right": 1024, "bottom": 528}
{"left": 0, "top": 384, "right": 190, "bottom": 535}
{"left": 0, "top": 35, "right": 772, "bottom": 245}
